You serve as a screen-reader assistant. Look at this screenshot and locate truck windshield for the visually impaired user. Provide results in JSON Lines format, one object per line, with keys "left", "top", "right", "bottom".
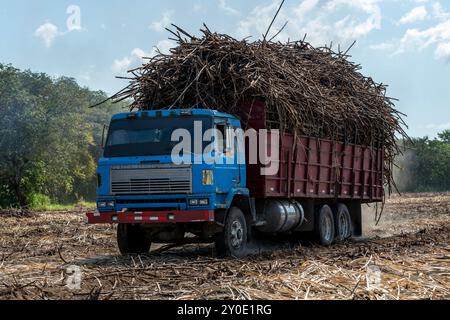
{"left": 104, "top": 116, "right": 212, "bottom": 158}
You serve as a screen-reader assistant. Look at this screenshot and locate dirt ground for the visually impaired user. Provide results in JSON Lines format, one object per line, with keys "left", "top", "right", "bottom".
{"left": 0, "top": 193, "right": 449, "bottom": 300}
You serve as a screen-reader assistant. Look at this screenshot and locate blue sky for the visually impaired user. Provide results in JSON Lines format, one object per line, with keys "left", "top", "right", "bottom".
{"left": 1, "top": 0, "right": 449, "bottom": 138}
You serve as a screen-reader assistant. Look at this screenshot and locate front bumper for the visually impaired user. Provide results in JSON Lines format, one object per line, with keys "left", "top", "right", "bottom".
{"left": 86, "top": 210, "right": 215, "bottom": 224}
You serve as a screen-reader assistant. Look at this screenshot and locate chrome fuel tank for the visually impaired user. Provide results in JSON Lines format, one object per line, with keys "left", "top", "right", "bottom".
{"left": 256, "top": 199, "right": 304, "bottom": 233}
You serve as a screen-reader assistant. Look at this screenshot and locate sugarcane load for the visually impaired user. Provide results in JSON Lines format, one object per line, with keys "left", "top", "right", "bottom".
{"left": 88, "top": 24, "right": 407, "bottom": 257}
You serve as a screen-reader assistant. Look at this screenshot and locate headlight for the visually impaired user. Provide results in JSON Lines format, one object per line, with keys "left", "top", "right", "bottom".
{"left": 107, "top": 201, "right": 115, "bottom": 207}
{"left": 202, "top": 170, "right": 214, "bottom": 185}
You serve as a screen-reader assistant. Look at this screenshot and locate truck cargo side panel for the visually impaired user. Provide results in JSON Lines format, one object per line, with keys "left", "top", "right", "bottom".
{"left": 254, "top": 135, "right": 383, "bottom": 202}
{"left": 238, "top": 101, "right": 384, "bottom": 202}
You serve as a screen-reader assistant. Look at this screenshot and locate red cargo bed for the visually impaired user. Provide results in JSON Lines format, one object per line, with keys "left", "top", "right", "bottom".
{"left": 237, "top": 100, "right": 384, "bottom": 202}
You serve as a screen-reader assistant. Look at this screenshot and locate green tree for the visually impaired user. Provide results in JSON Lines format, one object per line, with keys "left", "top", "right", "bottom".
{"left": 0, "top": 64, "right": 124, "bottom": 207}
{"left": 396, "top": 130, "right": 450, "bottom": 192}
{"left": 437, "top": 130, "right": 450, "bottom": 144}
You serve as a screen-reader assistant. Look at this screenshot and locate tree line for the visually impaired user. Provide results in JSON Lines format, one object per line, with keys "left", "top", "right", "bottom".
{"left": 395, "top": 131, "right": 450, "bottom": 193}
{"left": 0, "top": 64, "right": 124, "bottom": 207}
{"left": 0, "top": 64, "right": 449, "bottom": 208}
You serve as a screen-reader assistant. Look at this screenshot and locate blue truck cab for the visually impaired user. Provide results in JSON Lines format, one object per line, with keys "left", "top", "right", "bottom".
{"left": 88, "top": 109, "right": 254, "bottom": 257}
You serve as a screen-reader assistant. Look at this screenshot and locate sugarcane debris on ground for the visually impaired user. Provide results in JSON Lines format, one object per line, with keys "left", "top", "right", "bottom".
{"left": 101, "top": 24, "right": 408, "bottom": 191}
{"left": 0, "top": 193, "right": 448, "bottom": 300}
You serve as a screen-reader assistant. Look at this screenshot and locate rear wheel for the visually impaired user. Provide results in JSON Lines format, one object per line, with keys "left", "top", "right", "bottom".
{"left": 215, "top": 207, "right": 248, "bottom": 258}
{"left": 315, "top": 205, "right": 335, "bottom": 246}
{"left": 334, "top": 204, "right": 352, "bottom": 242}
{"left": 117, "top": 224, "right": 151, "bottom": 255}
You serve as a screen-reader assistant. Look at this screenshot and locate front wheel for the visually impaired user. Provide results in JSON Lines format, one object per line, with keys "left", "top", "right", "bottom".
{"left": 117, "top": 224, "right": 151, "bottom": 255}
{"left": 215, "top": 207, "right": 248, "bottom": 258}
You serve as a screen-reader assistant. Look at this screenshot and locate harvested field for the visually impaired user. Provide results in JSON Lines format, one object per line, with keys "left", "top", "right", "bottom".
{"left": 0, "top": 193, "right": 449, "bottom": 300}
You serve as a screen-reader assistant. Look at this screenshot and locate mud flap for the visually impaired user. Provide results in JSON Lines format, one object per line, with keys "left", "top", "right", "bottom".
{"left": 348, "top": 201, "right": 362, "bottom": 237}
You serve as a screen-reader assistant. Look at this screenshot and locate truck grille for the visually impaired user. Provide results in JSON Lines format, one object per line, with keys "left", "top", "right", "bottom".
{"left": 110, "top": 164, "right": 192, "bottom": 195}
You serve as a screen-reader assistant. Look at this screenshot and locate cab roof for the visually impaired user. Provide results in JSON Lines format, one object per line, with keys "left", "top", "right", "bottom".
{"left": 111, "top": 109, "right": 238, "bottom": 121}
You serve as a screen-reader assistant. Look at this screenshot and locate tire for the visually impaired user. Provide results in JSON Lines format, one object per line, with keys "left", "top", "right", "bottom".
{"left": 315, "top": 205, "right": 335, "bottom": 246}
{"left": 215, "top": 207, "right": 248, "bottom": 258}
{"left": 334, "top": 204, "right": 352, "bottom": 242}
{"left": 117, "top": 224, "right": 151, "bottom": 255}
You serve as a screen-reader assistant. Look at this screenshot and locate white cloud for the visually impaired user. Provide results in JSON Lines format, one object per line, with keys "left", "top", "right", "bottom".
{"left": 236, "top": 1, "right": 280, "bottom": 39}
{"left": 236, "top": 0, "right": 382, "bottom": 46}
{"left": 425, "top": 122, "right": 450, "bottom": 129}
{"left": 293, "top": 0, "right": 319, "bottom": 18}
{"left": 369, "top": 3, "right": 450, "bottom": 61}
{"left": 112, "top": 56, "right": 132, "bottom": 73}
{"left": 398, "top": 6, "right": 427, "bottom": 25}
{"left": 154, "top": 39, "right": 174, "bottom": 55}
{"left": 131, "top": 48, "right": 150, "bottom": 60}
{"left": 112, "top": 40, "right": 175, "bottom": 73}
{"left": 150, "top": 11, "right": 172, "bottom": 32}
{"left": 432, "top": 2, "right": 450, "bottom": 20}
{"left": 35, "top": 9, "right": 84, "bottom": 49}
{"left": 218, "top": 0, "right": 239, "bottom": 16}
{"left": 435, "top": 42, "right": 450, "bottom": 60}
{"left": 370, "top": 42, "right": 394, "bottom": 50}
{"left": 395, "top": 19, "right": 450, "bottom": 60}
{"left": 112, "top": 49, "right": 151, "bottom": 73}
{"left": 35, "top": 23, "right": 59, "bottom": 48}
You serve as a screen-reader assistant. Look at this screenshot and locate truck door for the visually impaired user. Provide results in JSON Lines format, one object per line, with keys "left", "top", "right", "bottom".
{"left": 214, "top": 121, "right": 241, "bottom": 193}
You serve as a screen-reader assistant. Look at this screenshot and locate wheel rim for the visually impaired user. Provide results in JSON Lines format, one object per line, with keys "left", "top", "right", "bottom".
{"left": 339, "top": 213, "right": 346, "bottom": 238}
{"left": 230, "top": 220, "right": 244, "bottom": 249}
{"left": 339, "top": 212, "right": 350, "bottom": 239}
{"left": 322, "top": 213, "right": 333, "bottom": 242}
